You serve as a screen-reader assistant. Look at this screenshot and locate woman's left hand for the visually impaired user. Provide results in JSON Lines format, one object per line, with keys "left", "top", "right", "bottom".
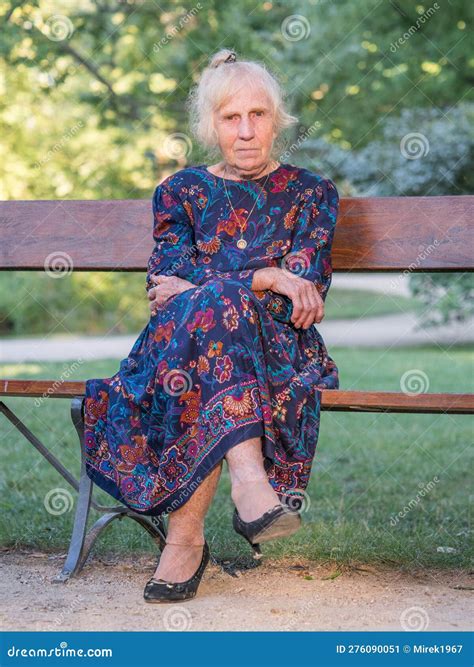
{"left": 268, "top": 267, "right": 325, "bottom": 329}
{"left": 148, "top": 275, "right": 198, "bottom": 315}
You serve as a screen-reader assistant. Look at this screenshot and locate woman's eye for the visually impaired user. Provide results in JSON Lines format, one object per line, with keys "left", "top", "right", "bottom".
{"left": 224, "top": 112, "right": 264, "bottom": 120}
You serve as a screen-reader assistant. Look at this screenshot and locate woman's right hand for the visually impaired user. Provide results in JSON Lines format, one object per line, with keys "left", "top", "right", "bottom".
{"left": 268, "top": 267, "right": 324, "bottom": 329}
{"left": 148, "top": 275, "right": 198, "bottom": 315}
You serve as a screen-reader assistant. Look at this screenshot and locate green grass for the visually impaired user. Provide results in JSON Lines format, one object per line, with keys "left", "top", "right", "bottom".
{"left": 0, "top": 346, "right": 472, "bottom": 569}
{"left": 325, "top": 288, "right": 422, "bottom": 320}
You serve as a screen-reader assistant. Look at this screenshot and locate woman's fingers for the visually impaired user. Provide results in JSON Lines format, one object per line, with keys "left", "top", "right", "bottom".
{"left": 309, "top": 286, "right": 324, "bottom": 325}
{"left": 148, "top": 285, "right": 167, "bottom": 313}
{"left": 149, "top": 280, "right": 189, "bottom": 314}
{"left": 293, "top": 288, "right": 312, "bottom": 328}
{"left": 150, "top": 293, "right": 167, "bottom": 309}
{"left": 290, "top": 283, "right": 324, "bottom": 329}
{"left": 314, "top": 293, "right": 324, "bottom": 324}
{"left": 304, "top": 286, "right": 321, "bottom": 329}
{"left": 290, "top": 289, "right": 304, "bottom": 327}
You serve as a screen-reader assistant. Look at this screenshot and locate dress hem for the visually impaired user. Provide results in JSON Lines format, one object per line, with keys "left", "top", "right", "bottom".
{"left": 85, "top": 420, "right": 269, "bottom": 517}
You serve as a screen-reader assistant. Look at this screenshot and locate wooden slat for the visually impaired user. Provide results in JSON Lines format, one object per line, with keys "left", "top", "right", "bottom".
{"left": 0, "top": 196, "right": 472, "bottom": 272}
{"left": 0, "top": 379, "right": 87, "bottom": 398}
{"left": 321, "top": 389, "right": 474, "bottom": 414}
{"left": 336, "top": 196, "right": 474, "bottom": 271}
{"left": 1, "top": 380, "right": 472, "bottom": 414}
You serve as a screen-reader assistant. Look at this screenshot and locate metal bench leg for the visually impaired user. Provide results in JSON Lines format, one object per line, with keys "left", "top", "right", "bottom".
{"left": 53, "top": 397, "right": 93, "bottom": 582}
{"left": 54, "top": 396, "right": 167, "bottom": 582}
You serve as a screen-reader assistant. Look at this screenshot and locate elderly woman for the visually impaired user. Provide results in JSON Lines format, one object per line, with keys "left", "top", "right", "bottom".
{"left": 84, "top": 49, "right": 339, "bottom": 603}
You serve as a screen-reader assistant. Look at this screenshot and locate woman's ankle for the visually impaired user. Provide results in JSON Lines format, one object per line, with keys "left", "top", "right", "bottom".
{"left": 154, "top": 542, "right": 205, "bottom": 582}
{"left": 166, "top": 518, "right": 205, "bottom": 545}
{"left": 166, "top": 530, "right": 205, "bottom": 545}
{"left": 231, "top": 478, "right": 280, "bottom": 522}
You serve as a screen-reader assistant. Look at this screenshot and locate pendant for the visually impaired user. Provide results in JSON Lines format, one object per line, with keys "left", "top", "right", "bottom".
{"left": 237, "top": 238, "right": 247, "bottom": 249}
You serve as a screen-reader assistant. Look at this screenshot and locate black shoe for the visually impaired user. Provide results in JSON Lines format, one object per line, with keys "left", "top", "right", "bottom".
{"left": 144, "top": 541, "right": 210, "bottom": 603}
{"left": 232, "top": 503, "right": 302, "bottom": 559}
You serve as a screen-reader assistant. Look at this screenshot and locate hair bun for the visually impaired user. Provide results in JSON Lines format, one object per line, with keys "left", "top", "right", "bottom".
{"left": 209, "top": 49, "right": 237, "bottom": 69}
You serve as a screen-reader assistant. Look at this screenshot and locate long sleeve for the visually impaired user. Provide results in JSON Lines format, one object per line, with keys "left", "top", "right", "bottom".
{"left": 290, "top": 177, "right": 339, "bottom": 300}
{"left": 257, "top": 177, "right": 339, "bottom": 324}
{"left": 192, "top": 267, "right": 256, "bottom": 291}
{"left": 145, "top": 179, "right": 210, "bottom": 292}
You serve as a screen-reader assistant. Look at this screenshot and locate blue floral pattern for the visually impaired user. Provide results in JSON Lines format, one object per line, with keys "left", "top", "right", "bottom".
{"left": 84, "top": 162, "right": 340, "bottom": 515}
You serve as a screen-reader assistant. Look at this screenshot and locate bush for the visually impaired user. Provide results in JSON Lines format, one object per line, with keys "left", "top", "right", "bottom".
{"left": 0, "top": 271, "right": 149, "bottom": 336}
{"left": 297, "top": 104, "right": 474, "bottom": 326}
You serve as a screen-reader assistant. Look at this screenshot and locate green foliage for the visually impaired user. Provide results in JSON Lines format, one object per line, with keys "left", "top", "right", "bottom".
{"left": 299, "top": 103, "right": 474, "bottom": 196}
{"left": 0, "top": 271, "right": 149, "bottom": 335}
{"left": 409, "top": 272, "right": 474, "bottom": 327}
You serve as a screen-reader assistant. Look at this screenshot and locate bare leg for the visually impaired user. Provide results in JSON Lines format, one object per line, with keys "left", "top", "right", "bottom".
{"left": 225, "top": 436, "right": 281, "bottom": 522}
{"left": 152, "top": 460, "right": 222, "bottom": 582}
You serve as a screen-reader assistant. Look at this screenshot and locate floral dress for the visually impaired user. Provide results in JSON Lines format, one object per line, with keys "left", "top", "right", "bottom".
{"left": 83, "top": 162, "right": 340, "bottom": 516}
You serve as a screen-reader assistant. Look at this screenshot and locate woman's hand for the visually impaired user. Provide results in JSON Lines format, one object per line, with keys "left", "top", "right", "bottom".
{"left": 148, "top": 275, "right": 198, "bottom": 315}
{"left": 268, "top": 267, "right": 324, "bottom": 329}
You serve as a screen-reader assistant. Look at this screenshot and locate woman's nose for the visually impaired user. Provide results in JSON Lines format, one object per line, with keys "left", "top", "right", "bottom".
{"left": 238, "top": 118, "right": 255, "bottom": 139}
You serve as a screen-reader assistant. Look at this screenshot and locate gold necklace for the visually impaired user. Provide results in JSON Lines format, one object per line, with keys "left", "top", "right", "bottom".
{"left": 221, "top": 162, "right": 277, "bottom": 249}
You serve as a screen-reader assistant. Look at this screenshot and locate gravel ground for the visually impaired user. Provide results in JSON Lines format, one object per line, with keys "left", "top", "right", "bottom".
{"left": 1, "top": 549, "right": 472, "bottom": 632}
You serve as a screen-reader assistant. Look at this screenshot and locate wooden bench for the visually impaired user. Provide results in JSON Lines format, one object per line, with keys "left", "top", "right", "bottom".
{"left": 1, "top": 194, "right": 473, "bottom": 582}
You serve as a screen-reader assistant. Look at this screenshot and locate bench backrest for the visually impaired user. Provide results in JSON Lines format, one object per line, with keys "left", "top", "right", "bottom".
{"left": 0, "top": 196, "right": 473, "bottom": 271}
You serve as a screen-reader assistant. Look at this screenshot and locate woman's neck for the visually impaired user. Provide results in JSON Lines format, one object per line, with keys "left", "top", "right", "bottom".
{"left": 212, "top": 159, "right": 279, "bottom": 181}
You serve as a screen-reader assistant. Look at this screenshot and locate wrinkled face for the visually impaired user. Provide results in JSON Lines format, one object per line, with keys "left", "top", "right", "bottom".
{"left": 212, "top": 83, "right": 277, "bottom": 174}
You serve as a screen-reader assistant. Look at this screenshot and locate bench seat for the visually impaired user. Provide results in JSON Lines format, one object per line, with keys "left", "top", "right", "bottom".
{"left": 1, "top": 379, "right": 472, "bottom": 414}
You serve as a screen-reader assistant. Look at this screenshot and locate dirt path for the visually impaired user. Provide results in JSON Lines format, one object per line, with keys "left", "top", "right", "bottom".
{"left": 1, "top": 550, "right": 471, "bottom": 632}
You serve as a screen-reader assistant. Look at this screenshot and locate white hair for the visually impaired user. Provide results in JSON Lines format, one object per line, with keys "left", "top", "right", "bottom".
{"left": 186, "top": 48, "right": 299, "bottom": 160}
